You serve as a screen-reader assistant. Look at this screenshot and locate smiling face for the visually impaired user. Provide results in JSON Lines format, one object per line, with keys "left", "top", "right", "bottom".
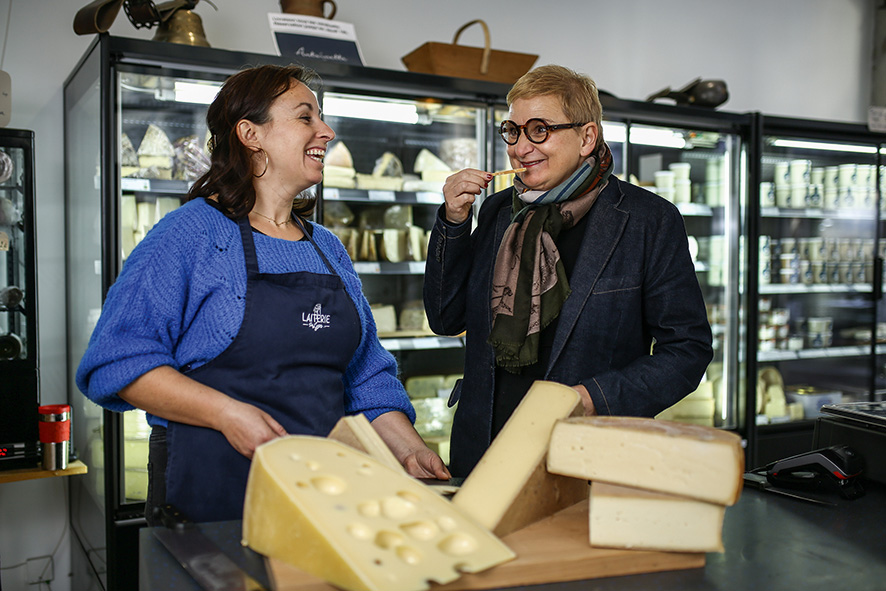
{"left": 252, "top": 81, "right": 335, "bottom": 192}
{"left": 507, "top": 94, "right": 598, "bottom": 192}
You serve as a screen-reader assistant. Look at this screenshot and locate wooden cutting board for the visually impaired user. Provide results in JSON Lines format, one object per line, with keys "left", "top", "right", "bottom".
{"left": 267, "top": 502, "right": 705, "bottom": 591}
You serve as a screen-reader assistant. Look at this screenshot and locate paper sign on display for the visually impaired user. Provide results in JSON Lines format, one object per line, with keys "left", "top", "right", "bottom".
{"left": 268, "top": 13, "right": 365, "bottom": 66}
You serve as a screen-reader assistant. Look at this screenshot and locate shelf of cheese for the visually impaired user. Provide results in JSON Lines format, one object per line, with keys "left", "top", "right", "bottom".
{"left": 760, "top": 283, "right": 872, "bottom": 294}
{"left": 761, "top": 206, "right": 877, "bottom": 220}
{"left": 758, "top": 344, "right": 870, "bottom": 362}
{"left": 324, "top": 187, "right": 444, "bottom": 206}
{"left": 379, "top": 335, "right": 463, "bottom": 352}
{"left": 119, "top": 177, "right": 190, "bottom": 194}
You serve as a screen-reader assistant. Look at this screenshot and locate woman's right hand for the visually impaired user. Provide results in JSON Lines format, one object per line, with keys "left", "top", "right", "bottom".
{"left": 442, "top": 169, "right": 493, "bottom": 224}
{"left": 215, "top": 397, "right": 288, "bottom": 459}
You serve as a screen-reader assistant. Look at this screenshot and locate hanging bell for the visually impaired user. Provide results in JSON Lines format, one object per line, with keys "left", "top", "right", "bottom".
{"left": 153, "top": 9, "right": 210, "bottom": 47}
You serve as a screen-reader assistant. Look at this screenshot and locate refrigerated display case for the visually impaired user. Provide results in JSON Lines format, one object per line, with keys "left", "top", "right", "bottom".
{"left": 0, "top": 128, "right": 39, "bottom": 470}
{"left": 597, "top": 98, "right": 751, "bottom": 437}
{"left": 66, "top": 34, "right": 759, "bottom": 589}
{"left": 748, "top": 115, "right": 885, "bottom": 467}
{"left": 64, "top": 34, "right": 511, "bottom": 589}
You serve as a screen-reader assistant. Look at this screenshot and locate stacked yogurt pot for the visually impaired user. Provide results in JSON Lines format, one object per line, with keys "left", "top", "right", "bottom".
{"left": 760, "top": 234, "right": 875, "bottom": 286}
{"left": 766, "top": 159, "right": 878, "bottom": 211}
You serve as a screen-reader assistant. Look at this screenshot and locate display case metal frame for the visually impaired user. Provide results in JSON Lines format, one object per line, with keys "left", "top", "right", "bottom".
{"left": 748, "top": 113, "right": 886, "bottom": 468}
{"left": 0, "top": 127, "right": 39, "bottom": 471}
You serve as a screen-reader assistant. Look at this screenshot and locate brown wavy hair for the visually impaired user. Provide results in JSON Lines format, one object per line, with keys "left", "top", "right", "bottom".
{"left": 187, "top": 64, "right": 320, "bottom": 219}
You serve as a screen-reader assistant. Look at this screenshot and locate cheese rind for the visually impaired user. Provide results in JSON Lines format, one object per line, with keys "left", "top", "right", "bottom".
{"left": 452, "top": 380, "right": 588, "bottom": 537}
{"left": 327, "top": 414, "right": 404, "bottom": 473}
{"left": 547, "top": 416, "right": 744, "bottom": 506}
{"left": 589, "top": 482, "right": 725, "bottom": 553}
{"left": 242, "top": 436, "right": 515, "bottom": 591}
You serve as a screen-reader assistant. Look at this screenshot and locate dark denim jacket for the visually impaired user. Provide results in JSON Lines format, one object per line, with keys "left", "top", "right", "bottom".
{"left": 423, "top": 177, "right": 713, "bottom": 477}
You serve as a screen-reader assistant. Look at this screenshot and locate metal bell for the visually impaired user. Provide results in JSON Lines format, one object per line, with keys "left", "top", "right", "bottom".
{"left": 152, "top": 9, "right": 210, "bottom": 47}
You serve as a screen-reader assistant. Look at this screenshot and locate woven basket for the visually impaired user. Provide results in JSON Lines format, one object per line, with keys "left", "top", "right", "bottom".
{"left": 401, "top": 19, "right": 538, "bottom": 85}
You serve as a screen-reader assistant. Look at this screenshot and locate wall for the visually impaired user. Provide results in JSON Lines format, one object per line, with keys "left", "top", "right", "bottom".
{"left": 0, "top": 0, "right": 875, "bottom": 589}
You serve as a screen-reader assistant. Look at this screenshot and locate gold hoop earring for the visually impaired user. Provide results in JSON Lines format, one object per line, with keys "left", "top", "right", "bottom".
{"left": 253, "top": 148, "right": 269, "bottom": 178}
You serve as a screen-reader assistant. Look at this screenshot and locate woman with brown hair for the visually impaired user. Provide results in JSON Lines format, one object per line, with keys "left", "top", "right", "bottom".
{"left": 78, "top": 64, "right": 448, "bottom": 523}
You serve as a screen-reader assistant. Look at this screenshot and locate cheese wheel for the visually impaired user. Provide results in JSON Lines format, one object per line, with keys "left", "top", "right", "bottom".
{"left": 548, "top": 416, "right": 744, "bottom": 506}
{"left": 242, "top": 436, "right": 515, "bottom": 591}
{"left": 589, "top": 482, "right": 726, "bottom": 553}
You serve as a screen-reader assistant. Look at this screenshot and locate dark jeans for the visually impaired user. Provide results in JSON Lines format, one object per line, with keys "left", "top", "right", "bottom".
{"left": 146, "top": 425, "right": 167, "bottom": 526}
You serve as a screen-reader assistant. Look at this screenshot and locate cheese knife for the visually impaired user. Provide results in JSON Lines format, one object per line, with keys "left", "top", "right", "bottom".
{"left": 153, "top": 504, "right": 268, "bottom": 591}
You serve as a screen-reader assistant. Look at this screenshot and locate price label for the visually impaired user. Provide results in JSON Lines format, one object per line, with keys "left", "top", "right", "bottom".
{"left": 323, "top": 187, "right": 340, "bottom": 200}
{"left": 121, "top": 178, "right": 151, "bottom": 192}
{"left": 368, "top": 190, "right": 396, "bottom": 202}
{"left": 0, "top": 231, "right": 8, "bottom": 251}
{"left": 354, "top": 262, "right": 381, "bottom": 274}
{"left": 416, "top": 192, "right": 443, "bottom": 204}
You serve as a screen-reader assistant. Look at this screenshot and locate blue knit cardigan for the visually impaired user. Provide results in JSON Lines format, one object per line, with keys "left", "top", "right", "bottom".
{"left": 76, "top": 198, "right": 415, "bottom": 428}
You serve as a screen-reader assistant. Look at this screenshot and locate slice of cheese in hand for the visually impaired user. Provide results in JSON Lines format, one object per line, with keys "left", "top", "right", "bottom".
{"left": 547, "top": 417, "right": 744, "bottom": 506}
{"left": 589, "top": 482, "right": 725, "bottom": 553}
{"left": 452, "top": 380, "right": 589, "bottom": 537}
{"left": 242, "top": 436, "right": 515, "bottom": 591}
{"left": 328, "top": 414, "right": 404, "bottom": 473}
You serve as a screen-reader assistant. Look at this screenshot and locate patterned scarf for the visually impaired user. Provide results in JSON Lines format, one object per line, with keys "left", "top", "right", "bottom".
{"left": 488, "top": 142, "right": 613, "bottom": 371}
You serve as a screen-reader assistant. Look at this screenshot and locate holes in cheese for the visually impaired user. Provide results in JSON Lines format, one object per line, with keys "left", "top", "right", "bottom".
{"left": 547, "top": 416, "right": 744, "bottom": 506}
{"left": 242, "top": 436, "right": 514, "bottom": 591}
{"left": 451, "top": 380, "right": 589, "bottom": 537}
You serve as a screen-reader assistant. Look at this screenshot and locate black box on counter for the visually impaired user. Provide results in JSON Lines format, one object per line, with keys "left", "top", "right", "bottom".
{"left": 814, "top": 405, "right": 886, "bottom": 485}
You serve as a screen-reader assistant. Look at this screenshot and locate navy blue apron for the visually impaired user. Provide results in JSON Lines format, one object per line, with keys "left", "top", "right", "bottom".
{"left": 164, "top": 214, "right": 362, "bottom": 522}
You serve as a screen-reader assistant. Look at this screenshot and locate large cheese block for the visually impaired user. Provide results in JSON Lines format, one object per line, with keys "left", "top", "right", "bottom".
{"left": 327, "top": 414, "right": 403, "bottom": 473}
{"left": 452, "top": 381, "right": 589, "bottom": 537}
{"left": 370, "top": 304, "right": 396, "bottom": 333}
{"left": 589, "top": 482, "right": 725, "bottom": 553}
{"left": 547, "top": 417, "right": 744, "bottom": 506}
{"left": 242, "top": 436, "right": 515, "bottom": 591}
{"left": 380, "top": 229, "right": 408, "bottom": 263}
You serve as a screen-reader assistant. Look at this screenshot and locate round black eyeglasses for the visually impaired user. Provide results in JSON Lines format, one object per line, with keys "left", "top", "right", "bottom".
{"left": 499, "top": 118, "right": 587, "bottom": 145}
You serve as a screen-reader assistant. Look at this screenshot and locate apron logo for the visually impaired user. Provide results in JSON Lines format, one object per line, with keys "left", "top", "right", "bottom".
{"left": 303, "top": 303, "right": 331, "bottom": 331}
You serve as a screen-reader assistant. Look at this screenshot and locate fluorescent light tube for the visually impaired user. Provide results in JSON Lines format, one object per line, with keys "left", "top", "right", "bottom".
{"left": 323, "top": 95, "right": 419, "bottom": 124}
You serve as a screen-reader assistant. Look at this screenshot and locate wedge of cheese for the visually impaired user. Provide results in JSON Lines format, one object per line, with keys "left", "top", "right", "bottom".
{"left": 588, "top": 482, "right": 725, "bottom": 553}
{"left": 242, "top": 436, "right": 515, "bottom": 591}
{"left": 328, "top": 414, "right": 403, "bottom": 473}
{"left": 452, "top": 380, "right": 588, "bottom": 537}
{"left": 370, "top": 304, "right": 396, "bottom": 334}
{"left": 137, "top": 123, "right": 174, "bottom": 170}
{"left": 547, "top": 416, "right": 744, "bottom": 506}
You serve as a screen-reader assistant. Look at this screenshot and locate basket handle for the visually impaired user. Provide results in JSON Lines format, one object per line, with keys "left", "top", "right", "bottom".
{"left": 452, "top": 19, "right": 491, "bottom": 75}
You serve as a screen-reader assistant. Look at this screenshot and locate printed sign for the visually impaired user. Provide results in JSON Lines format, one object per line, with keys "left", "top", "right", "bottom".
{"left": 269, "top": 13, "right": 365, "bottom": 66}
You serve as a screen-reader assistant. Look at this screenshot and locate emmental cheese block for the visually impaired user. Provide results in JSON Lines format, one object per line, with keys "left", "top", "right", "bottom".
{"left": 242, "top": 436, "right": 515, "bottom": 591}
{"left": 327, "top": 414, "right": 404, "bottom": 473}
{"left": 452, "top": 380, "right": 589, "bottom": 537}
{"left": 547, "top": 417, "right": 744, "bottom": 506}
{"left": 588, "top": 482, "right": 726, "bottom": 553}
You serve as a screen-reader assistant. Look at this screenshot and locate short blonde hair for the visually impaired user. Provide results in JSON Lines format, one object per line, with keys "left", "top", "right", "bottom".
{"left": 507, "top": 65, "right": 604, "bottom": 148}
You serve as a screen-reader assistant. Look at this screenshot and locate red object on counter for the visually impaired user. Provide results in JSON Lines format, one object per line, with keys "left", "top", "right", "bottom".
{"left": 38, "top": 404, "right": 71, "bottom": 443}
